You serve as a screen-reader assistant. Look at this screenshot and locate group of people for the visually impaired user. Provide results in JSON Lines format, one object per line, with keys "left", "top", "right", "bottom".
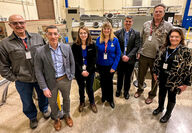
{"left": 0, "top": 3, "right": 191, "bottom": 131}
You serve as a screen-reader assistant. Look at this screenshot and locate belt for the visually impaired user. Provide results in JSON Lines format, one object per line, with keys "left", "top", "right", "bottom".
{"left": 56, "top": 75, "right": 67, "bottom": 81}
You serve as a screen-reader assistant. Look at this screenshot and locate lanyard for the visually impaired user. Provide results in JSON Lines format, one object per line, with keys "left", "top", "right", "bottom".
{"left": 22, "top": 39, "right": 28, "bottom": 50}
{"left": 165, "top": 45, "right": 179, "bottom": 62}
{"left": 82, "top": 47, "right": 87, "bottom": 65}
{"left": 105, "top": 43, "right": 108, "bottom": 53}
{"left": 150, "top": 24, "right": 153, "bottom": 36}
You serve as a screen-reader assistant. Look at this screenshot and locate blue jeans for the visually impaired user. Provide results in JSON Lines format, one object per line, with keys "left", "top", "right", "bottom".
{"left": 15, "top": 81, "right": 48, "bottom": 120}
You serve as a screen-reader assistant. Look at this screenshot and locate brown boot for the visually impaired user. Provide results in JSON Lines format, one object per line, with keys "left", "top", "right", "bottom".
{"left": 54, "top": 118, "right": 61, "bottom": 131}
{"left": 78, "top": 102, "right": 85, "bottom": 112}
{"left": 90, "top": 104, "right": 98, "bottom": 113}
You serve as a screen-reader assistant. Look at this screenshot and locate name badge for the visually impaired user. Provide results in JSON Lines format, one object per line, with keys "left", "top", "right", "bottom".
{"left": 104, "top": 53, "right": 107, "bottom": 60}
{"left": 124, "top": 47, "right": 127, "bottom": 52}
{"left": 82, "top": 65, "right": 86, "bottom": 70}
{"left": 148, "top": 36, "right": 152, "bottom": 41}
{"left": 163, "top": 63, "right": 168, "bottom": 69}
{"left": 25, "top": 51, "right": 32, "bottom": 59}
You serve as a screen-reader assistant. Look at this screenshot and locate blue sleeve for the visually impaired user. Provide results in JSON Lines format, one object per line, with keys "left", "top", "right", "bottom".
{"left": 43, "top": 87, "right": 48, "bottom": 91}
{"left": 111, "top": 38, "right": 121, "bottom": 70}
{"left": 96, "top": 37, "right": 100, "bottom": 46}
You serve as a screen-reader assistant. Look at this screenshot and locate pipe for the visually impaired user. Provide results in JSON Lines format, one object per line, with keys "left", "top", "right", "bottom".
{"left": 65, "top": 0, "right": 68, "bottom": 8}
{"left": 103, "top": 0, "right": 104, "bottom": 14}
{"left": 21, "top": 0, "right": 27, "bottom": 19}
{"left": 0, "top": 0, "right": 33, "bottom": 5}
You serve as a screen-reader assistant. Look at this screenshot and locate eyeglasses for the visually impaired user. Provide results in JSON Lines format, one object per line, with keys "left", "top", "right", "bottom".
{"left": 79, "top": 32, "right": 87, "bottom": 35}
{"left": 10, "top": 21, "right": 25, "bottom": 26}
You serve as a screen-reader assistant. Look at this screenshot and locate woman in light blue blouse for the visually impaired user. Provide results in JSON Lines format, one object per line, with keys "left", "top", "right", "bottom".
{"left": 96, "top": 21, "right": 121, "bottom": 108}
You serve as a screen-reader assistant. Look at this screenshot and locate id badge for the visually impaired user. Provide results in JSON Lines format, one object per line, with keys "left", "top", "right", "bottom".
{"left": 148, "top": 36, "right": 152, "bottom": 41}
{"left": 82, "top": 65, "right": 86, "bottom": 70}
{"left": 104, "top": 53, "right": 107, "bottom": 60}
{"left": 124, "top": 47, "right": 127, "bottom": 52}
{"left": 163, "top": 63, "right": 168, "bottom": 69}
{"left": 25, "top": 51, "right": 32, "bottom": 59}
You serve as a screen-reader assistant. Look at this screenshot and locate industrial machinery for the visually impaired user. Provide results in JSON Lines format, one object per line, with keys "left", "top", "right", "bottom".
{"left": 71, "top": 13, "right": 153, "bottom": 41}
{"left": 65, "top": 7, "right": 80, "bottom": 43}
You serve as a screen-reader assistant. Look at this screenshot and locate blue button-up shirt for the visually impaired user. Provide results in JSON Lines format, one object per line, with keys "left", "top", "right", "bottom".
{"left": 82, "top": 47, "right": 87, "bottom": 65}
{"left": 49, "top": 43, "right": 65, "bottom": 78}
{"left": 43, "top": 43, "right": 65, "bottom": 91}
{"left": 124, "top": 29, "right": 130, "bottom": 55}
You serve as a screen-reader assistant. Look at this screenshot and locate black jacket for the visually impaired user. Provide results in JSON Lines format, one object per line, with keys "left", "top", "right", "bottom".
{"left": 72, "top": 42, "right": 96, "bottom": 76}
{"left": 153, "top": 45, "right": 192, "bottom": 91}
{"left": 114, "top": 28, "right": 140, "bottom": 64}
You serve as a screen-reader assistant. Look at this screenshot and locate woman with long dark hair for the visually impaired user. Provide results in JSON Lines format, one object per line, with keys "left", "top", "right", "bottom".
{"left": 153, "top": 28, "right": 191, "bottom": 123}
{"left": 72, "top": 26, "right": 97, "bottom": 113}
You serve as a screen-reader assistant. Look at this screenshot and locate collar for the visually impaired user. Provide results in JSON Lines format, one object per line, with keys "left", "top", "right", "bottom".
{"left": 49, "top": 42, "right": 60, "bottom": 50}
{"left": 151, "top": 19, "right": 165, "bottom": 28}
{"left": 8, "top": 31, "right": 31, "bottom": 41}
{"left": 124, "top": 28, "right": 132, "bottom": 33}
{"left": 123, "top": 28, "right": 132, "bottom": 34}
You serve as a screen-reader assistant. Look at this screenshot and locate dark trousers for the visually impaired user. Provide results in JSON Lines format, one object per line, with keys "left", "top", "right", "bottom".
{"left": 117, "top": 61, "right": 135, "bottom": 94}
{"left": 76, "top": 73, "right": 95, "bottom": 104}
{"left": 97, "top": 65, "right": 114, "bottom": 102}
{"left": 137, "top": 55, "right": 157, "bottom": 98}
{"left": 15, "top": 81, "right": 48, "bottom": 120}
{"left": 158, "top": 74, "right": 177, "bottom": 108}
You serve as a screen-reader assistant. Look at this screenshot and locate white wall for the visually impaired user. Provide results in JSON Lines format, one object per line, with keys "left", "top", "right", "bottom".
{"left": 0, "top": 0, "right": 38, "bottom": 20}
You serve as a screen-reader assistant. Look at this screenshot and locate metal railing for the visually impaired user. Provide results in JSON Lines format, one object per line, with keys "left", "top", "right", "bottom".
{"left": 0, "top": 78, "right": 11, "bottom": 106}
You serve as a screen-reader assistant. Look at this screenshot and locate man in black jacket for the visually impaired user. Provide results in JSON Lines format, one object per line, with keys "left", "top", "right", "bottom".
{"left": 114, "top": 16, "right": 140, "bottom": 99}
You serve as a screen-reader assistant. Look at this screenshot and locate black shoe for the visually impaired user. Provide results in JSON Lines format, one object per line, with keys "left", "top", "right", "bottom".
{"left": 30, "top": 118, "right": 38, "bottom": 129}
{"left": 79, "top": 102, "right": 85, "bottom": 112}
{"left": 153, "top": 107, "right": 164, "bottom": 115}
{"left": 101, "top": 98, "right": 105, "bottom": 103}
{"left": 160, "top": 102, "right": 175, "bottom": 123}
{"left": 160, "top": 114, "right": 171, "bottom": 123}
{"left": 116, "top": 90, "right": 121, "bottom": 97}
{"left": 124, "top": 93, "right": 130, "bottom": 100}
{"left": 109, "top": 102, "right": 115, "bottom": 109}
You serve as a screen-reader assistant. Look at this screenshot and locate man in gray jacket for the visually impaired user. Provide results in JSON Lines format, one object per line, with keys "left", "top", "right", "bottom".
{"left": 0, "top": 14, "right": 50, "bottom": 129}
{"left": 34, "top": 25, "right": 75, "bottom": 131}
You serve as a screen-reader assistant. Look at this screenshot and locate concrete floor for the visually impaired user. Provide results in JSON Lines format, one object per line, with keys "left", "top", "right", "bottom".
{"left": 0, "top": 77, "right": 192, "bottom": 133}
